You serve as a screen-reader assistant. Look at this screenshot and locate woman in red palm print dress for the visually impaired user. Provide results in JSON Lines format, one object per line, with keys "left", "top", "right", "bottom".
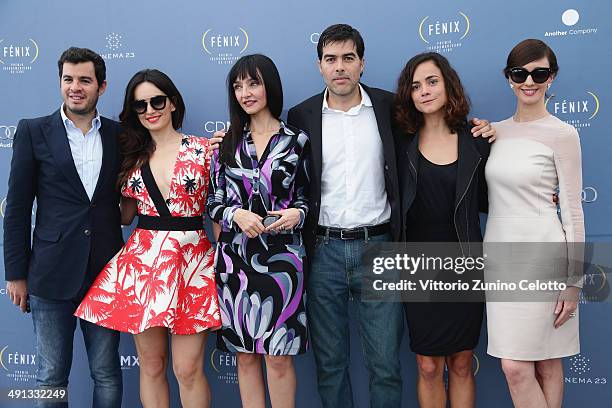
{"left": 75, "top": 69, "right": 220, "bottom": 407}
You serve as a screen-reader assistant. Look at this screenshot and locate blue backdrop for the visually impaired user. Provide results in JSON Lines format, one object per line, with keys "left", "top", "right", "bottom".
{"left": 1, "top": 0, "right": 610, "bottom": 406}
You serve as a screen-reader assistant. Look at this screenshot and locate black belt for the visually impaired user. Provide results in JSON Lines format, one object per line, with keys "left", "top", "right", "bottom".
{"left": 137, "top": 215, "right": 203, "bottom": 231}
{"left": 316, "top": 223, "right": 390, "bottom": 240}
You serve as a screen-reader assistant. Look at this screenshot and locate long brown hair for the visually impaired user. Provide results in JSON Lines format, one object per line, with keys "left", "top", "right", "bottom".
{"left": 395, "top": 52, "right": 470, "bottom": 134}
{"left": 117, "top": 69, "right": 185, "bottom": 188}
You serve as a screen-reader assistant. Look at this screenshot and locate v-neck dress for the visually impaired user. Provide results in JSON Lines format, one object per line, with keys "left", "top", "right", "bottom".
{"left": 207, "top": 122, "right": 310, "bottom": 355}
{"left": 75, "top": 135, "right": 221, "bottom": 335}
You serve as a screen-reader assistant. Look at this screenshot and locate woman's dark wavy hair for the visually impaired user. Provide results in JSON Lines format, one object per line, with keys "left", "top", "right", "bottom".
{"left": 220, "top": 54, "right": 283, "bottom": 165}
{"left": 395, "top": 52, "right": 470, "bottom": 134}
{"left": 117, "top": 69, "right": 185, "bottom": 188}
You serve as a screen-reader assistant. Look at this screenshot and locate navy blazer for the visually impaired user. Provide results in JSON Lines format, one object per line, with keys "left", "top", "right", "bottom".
{"left": 3, "top": 109, "right": 124, "bottom": 300}
{"left": 287, "top": 84, "right": 402, "bottom": 259}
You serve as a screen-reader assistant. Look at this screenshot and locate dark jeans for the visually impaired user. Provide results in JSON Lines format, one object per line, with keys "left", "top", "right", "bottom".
{"left": 308, "top": 233, "right": 404, "bottom": 408}
{"left": 29, "top": 295, "right": 122, "bottom": 408}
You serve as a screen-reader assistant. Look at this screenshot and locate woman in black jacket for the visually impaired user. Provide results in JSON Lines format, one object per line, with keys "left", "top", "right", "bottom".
{"left": 394, "top": 52, "right": 489, "bottom": 408}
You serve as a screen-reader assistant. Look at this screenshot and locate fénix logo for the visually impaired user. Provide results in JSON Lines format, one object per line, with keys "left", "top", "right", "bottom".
{"left": 0, "top": 345, "right": 37, "bottom": 382}
{"left": 201, "top": 28, "right": 249, "bottom": 65}
{"left": 0, "top": 38, "right": 39, "bottom": 74}
{"left": 210, "top": 349, "right": 238, "bottom": 384}
{"left": 418, "top": 12, "right": 470, "bottom": 53}
{"left": 100, "top": 32, "right": 136, "bottom": 61}
{"left": 545, "top": 9, "right": 598, "bottom": 37}
{"left": 0, "top": 346, "right": 36, "bottom": 370}
{"left": 472, "top": 353, "right": 480, "bottom": 376}
{"left": 545, "top": 91, "right": 600, "bottom": 131}
{"left": 444, "top": 353, "right": 480, "bottom": 379}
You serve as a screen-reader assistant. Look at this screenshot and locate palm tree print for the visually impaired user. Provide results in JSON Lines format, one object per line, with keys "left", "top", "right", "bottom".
{"left": 75, "top": 135, "right": 220, "bottom": 335}
{"left": 129, "top": 177, "right": 143, "bottom": 194}
{"left": 183, "top": 176, "right": 197, "bottom": 194}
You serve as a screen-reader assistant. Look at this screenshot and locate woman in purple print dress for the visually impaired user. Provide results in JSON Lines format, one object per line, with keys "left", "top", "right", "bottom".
{"left": 207, "top": 54, "right": 309, "bottom": 407}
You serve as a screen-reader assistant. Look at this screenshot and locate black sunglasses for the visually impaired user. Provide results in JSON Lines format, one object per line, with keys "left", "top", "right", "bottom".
{"left": 507, "top": 67, "right": 552, "bottom": 84}
{"left": 132, "top": 95, "right": 169, "bottom": 114}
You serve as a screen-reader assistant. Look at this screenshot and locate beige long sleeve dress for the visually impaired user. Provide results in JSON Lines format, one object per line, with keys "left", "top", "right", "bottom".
{"left": 484, "top": 114, "right": 584, "bottom": 360}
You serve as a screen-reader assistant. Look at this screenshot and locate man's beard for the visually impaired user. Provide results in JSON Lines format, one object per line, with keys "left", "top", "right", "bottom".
{"left": 66, "top": 95, "right": 98, "bottom": 116}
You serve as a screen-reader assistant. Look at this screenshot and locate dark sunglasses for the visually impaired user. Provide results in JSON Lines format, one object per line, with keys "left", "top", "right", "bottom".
{"left": 507, "top": 67, "right": 552, "bottom": 84}
{"left": 132, "top": 95, "right": 169, "bottom": 114}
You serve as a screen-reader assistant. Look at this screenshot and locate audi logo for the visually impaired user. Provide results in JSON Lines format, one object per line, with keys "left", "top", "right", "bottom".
{"left": 0, "top": 125, "right": 17, "bottom": 140}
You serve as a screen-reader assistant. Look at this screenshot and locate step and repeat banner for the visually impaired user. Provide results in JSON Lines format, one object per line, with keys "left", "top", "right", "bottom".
{"left": 1, "top": 0, "right": 610, "bottom": 406}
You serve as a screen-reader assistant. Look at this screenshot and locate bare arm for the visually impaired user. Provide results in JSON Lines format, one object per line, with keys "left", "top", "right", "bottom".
{"left": 212, "top": 222, "right": 221, "bottom": 242}
{"left": 120, "top": 197, "right": 138, "bottom": 225}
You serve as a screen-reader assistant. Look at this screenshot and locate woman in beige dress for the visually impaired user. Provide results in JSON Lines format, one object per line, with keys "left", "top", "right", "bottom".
{"left": 484, "top": 39, "right": 584, "bottom": 408}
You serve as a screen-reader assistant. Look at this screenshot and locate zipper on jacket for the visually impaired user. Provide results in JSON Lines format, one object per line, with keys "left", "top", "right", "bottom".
{"left": 454, "top": 157, "right": 481, "bottom": 255}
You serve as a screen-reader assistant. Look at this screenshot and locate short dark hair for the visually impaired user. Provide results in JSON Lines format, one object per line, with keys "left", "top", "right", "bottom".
{"left": 317, "top": 24, "right": 365, "bottom": 60}
{"left": 221, "top": 54, "right": 283, "bottom": 165}
{"left": 395, "top": 52, "right": 470, "bottom": 134}
{"left": 504, "top": 39, "right": 559, "bottom": 78}
{"left": 117, "top": 69, "right": 186, "bottom": 188}
{"left": 57, "top": 47, "right": 106, "bottom": 86}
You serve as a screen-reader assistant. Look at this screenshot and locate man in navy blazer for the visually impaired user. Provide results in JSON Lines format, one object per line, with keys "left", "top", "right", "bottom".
{"left": 4, "top": 47, "right": 123, "bottom": 407}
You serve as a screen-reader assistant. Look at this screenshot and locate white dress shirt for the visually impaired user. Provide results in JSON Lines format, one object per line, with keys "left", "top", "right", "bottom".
{"left": 319, "top": 85, "right": 391, "bottom": 228}
{"left": 60, "top": 104, "right": 103, "bottom": 200}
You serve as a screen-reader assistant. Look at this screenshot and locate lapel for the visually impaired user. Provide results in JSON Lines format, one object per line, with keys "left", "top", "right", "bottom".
{"left": 305, "top": 92, "right": 324, "bottom": 186}
{"left": 403, "top": 133, "right": 419, "bottom": 211}
{"left": 454, "top": 128, "right": 482, "bottom": 209}
{"left": 42, "top": 110, "right": 89, "bottom": 201}
{"left": 363, "top": 84, "right": 393, "bottom": 146}
{"left": 406, "top": 133, "right": 419, "bottom": 181}
{"left": 91, "top": 118, "right": 116, "bottom": 201}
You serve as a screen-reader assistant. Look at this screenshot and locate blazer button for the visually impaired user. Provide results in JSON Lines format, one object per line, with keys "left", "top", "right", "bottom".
{"left": 385, "top": 165, "right": 389, "bottom": 171}
{"left": 84, "top": 229, "right": 91, "bottom": 236}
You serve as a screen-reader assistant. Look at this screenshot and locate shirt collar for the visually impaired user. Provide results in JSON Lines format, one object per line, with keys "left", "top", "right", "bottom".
{"left": 322, "top": 84, "right": 372, "bottom": 113}
{"left": 60, "top": 103, "right": 101, "bottom": 132}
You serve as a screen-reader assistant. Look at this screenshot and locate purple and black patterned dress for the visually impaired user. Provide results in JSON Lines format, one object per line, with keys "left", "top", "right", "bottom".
{"left": 207, "top": 121, "right": 309, "bottom": 355}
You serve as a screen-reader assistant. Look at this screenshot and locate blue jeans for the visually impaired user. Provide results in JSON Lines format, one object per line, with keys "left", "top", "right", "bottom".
{"left": 308, "top": 233, "right": 404, "bottom": 408}
{"left": 29, "top": 295, "right": 122, "bottom": 408}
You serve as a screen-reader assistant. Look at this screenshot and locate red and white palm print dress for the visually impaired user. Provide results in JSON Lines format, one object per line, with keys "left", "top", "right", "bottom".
{"left": 75, "top": 135, "right": 221, "bottom": 335}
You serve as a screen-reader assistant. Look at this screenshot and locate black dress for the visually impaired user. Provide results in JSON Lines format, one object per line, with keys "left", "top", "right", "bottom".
{"left": 404, "top": 152, "right": 483, "bottom": 356}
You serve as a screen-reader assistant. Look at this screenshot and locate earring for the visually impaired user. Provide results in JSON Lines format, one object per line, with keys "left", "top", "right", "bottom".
{"left": 509, "top": 82, "right": 514, "bottom": 89}
{"left": 547, "top": 83, "right": 552, "bottom": 90}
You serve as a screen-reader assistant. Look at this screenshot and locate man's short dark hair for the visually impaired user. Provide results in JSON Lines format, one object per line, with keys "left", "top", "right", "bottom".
{"left": 317, "top": 24, "right": 365, "bottom": 60}
{"left": 57, "top": 47, "right": 106, "bottom": 86}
